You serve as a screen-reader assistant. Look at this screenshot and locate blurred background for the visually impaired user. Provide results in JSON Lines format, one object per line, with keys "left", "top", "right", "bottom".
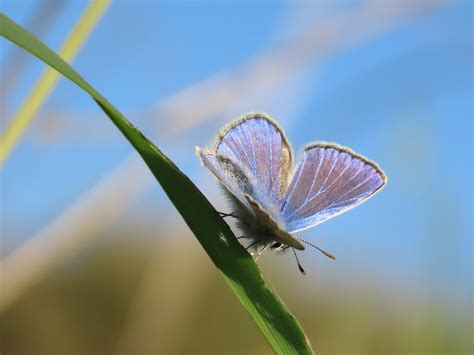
{"left": 1, "top": 1, "right": 472, "bottom": 354}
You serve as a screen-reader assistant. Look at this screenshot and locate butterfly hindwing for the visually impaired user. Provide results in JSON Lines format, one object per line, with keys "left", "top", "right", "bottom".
{"left": 280, "top": 143, "right": 386, "bottom": 233}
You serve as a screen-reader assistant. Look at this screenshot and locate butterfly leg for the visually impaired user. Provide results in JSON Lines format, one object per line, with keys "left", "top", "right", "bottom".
{"left": 292, "top": 248, "right": 306, "bottom": 275}
{"left": 246, "top": 241, "right": 267, "bottom": 259}
{"left": 245, "top": 240, "right": 262, "bottom": 250}
{"left": 216, "top": 211, "right": 240, "bottom": 219}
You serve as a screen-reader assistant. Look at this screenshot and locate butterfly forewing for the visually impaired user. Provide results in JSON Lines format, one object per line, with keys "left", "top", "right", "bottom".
{"left": 215, "top": 113, "right": 292, "bottom": 206}
{"left": 281, "top": 144, "right": 386, "bottom": 233}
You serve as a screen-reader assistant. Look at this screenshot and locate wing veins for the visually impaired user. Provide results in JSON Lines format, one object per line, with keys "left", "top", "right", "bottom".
{"left": 267, "top": 122, "right": 274, "bottom": 198}
{"left": 221, "top": 142, "right": 239, "bottom": 161}
{"left": 314, "top": 153, "right": 338, "bottom": 197}
{"left": 303, "top": 149, "right": 324, "bottom": 203}
{"left": 338, "top": 171, "right": 378, "bottom": 200}
{"left": 309, "top": 188, "right": 372, "bottom": 217}
{"left": 243, "top": 124, "right": 258, "bottom": 178}
{"left": 329, "top": 193, "right": 370, "bottom": 208}
{"left": 306, "top": 162, "right": 365, "bottom": 205}
{"left": 280, "top": 154, "right": 306, "bottom": 213}
{"left": 234, "top": 132, "right": 254, "bottom": 175}
{"left": 285, "top": 158, "right": 353, "bottom": 220}
{"left": 284, "top": 150, "right": 326, "bottom": 219}
{"left": 318, "top": 158, "right": 352, "bottom": 195}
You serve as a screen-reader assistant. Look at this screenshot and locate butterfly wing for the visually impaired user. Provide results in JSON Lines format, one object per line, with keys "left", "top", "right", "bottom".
{"left": 280, "top": 143, "right": 387, "bottom": 233}
{"left": 198, "top": 148, "right": 304, "bottom": 251}
{"left": 214, "top": 112, "right": 293, "bottom": 207}
{"left": 197, "top": 147, "right": 254, "bottom": 206}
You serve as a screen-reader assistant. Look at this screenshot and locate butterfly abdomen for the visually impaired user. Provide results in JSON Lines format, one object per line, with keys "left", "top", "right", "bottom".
{"left": 221, "top": 186, "right": 275, "bottom": 245}
{"left": 221, "top": 186, "right": 305, "bottom": 252}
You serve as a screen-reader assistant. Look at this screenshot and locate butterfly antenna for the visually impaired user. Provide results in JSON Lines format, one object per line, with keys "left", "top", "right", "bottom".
{"left": 292, "top": 248, "right": 306, "bottom": 275}
{"left": 297, "top": 238, "right": 336, "bottom": 260}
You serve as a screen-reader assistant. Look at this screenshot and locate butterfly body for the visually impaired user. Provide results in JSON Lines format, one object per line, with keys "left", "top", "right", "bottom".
{"left": 226, "top": 190, "right": 305, "bottom": 253}
{"left": 197, "top": 112, "right": 386, "bottom": 257}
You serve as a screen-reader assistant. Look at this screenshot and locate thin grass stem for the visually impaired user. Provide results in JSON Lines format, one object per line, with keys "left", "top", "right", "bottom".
{"left": 0, "top": 0, "right": 111, "bottom": 166}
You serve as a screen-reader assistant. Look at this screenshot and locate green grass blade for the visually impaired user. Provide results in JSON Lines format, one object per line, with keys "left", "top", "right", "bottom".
{"left": 0, "top": 13, "right": 314, "bottom": 354}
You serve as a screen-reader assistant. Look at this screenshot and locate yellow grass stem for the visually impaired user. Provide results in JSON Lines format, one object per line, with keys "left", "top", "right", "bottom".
{"left": 0, "top": 0, "right": 111, "bottom": 166}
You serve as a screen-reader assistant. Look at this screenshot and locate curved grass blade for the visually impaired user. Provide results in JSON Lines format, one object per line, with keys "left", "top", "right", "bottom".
{"left": 0, "top": 13, "right": 314, "bottom": 354}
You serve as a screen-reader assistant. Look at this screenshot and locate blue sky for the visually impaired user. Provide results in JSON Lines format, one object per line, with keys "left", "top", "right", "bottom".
{"left": 1, "top": 1, "right": 472, "bottom": 307}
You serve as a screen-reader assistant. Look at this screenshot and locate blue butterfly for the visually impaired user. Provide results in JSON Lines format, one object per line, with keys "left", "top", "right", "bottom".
{"left": 197, "top": 112, "right": 387, "bottom": 273}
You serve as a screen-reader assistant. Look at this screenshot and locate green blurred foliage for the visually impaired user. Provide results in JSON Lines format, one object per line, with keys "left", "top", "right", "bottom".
{"left": 1, "top": 223, "right": 471, "bottom": 355}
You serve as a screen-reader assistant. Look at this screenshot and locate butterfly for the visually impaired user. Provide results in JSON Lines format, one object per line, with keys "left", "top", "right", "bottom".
{"left": 196, "top": 112, "right": 387, "bottom": 273}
